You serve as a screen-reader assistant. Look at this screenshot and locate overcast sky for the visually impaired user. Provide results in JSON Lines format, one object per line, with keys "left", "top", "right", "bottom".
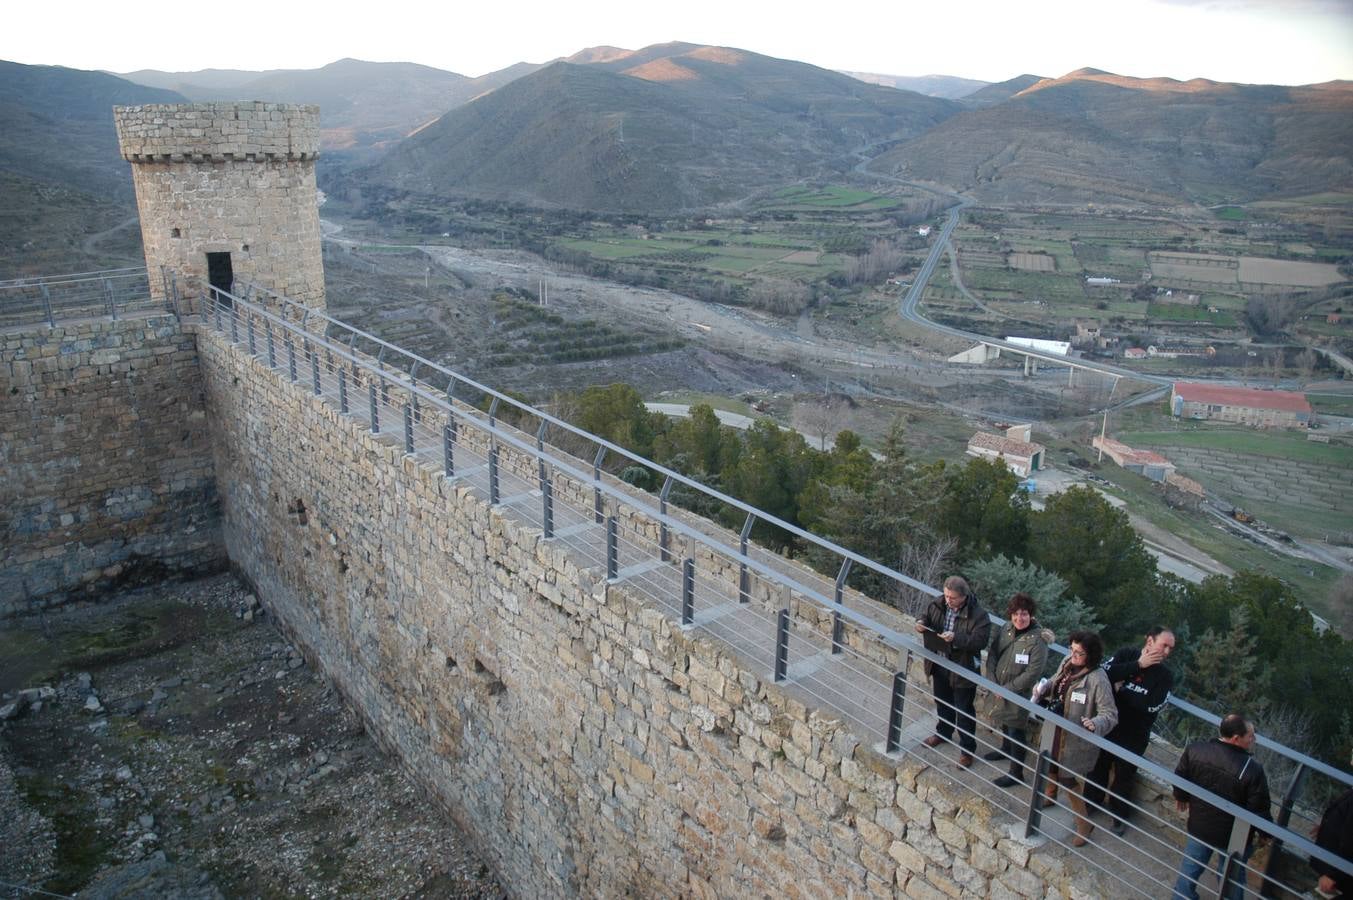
{"left": 6, "top": 0, "right": 1351, "bottom": 86}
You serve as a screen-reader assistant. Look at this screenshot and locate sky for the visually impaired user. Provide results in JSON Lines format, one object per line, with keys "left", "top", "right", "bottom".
{"left": 5, "top": 0, "right": 1352, "bottom": 86}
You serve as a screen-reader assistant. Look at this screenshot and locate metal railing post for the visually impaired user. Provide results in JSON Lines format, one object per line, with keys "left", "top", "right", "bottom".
{"left": 338, "top": 369, "right": 348, "bottom": 414}
{"left": 593, "top": 447, "right": 606, "bottom": 524}
{"left": 1260, "top": 762, "right": 1308, "bottom": 897}
{"left": 41, "top": 284, "right": 54, "bottom": 328}
{"left": 832, "top": 611, "right": 845, "bottom": 654}
{"left": 311, "top": 346, "right": 321, "bottom": 396}
{"left": 542, "top": 479, "right": 554, "bottom": 538}
{"left": 229, "top": 305, "right": 239, "bottom": 342}
{"left": 659, "top": 476, "right": 674, "bottom": 562}
{"left": 606, "top": 516, "right": 618, "bottom": 579}
{"left": 403, "top": 404, "right": 414, "bottom": 454}
{"left": 444, "top": 415, "right": 456, "bottom": 477}
{"left": 247, "top": 316, "right": 256, "bottom": 356}
{"left": 489, "top": 445, "right": 500, "bottom": 504}
{"left": 105, "top": 278, "right": 117, "bottom": 321}
{"left": 536, "top": 422, "right": 548, "bottom": 486}
{"left": 214, "top": 293, "right": 223, "bottom": 331}
{"left": 369, "top": 381, "right": 379, "bottom": 433}
{"left": 738, "top": 514, "right": 755, "bottom": 604}
{"left": 267, "top": 324, "right": 276, "bottom": 368}
{"left": 1219, "top": 816, "right": 1253, "bottom": 900}
{"left": 774, "top": 609, "right": 790, "bottom": 682}
{"left": 885, "top": 668, "right": 908, "bottom": 753}
{"left": 681, "top": 558, "right": 695, "bottom": 625}
{"left": 1024, "top": 723, "right": 1061, "bottom": 839}
{"left": 286, "top": 336, "right": 297, "bottom": 382}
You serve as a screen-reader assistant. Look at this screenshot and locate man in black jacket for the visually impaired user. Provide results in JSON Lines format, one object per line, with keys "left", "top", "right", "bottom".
{"left": 1313, "top": 785, "right": 1353, "bottom": 897}
{"left": 1172, "top": 714, "right": 1271, "bottom": 900}
{"left": 914, "top": 575, "right": 990, "bottom": 768}
{"left": 1085, "top": 626, "right": 1176, "bottom": 834}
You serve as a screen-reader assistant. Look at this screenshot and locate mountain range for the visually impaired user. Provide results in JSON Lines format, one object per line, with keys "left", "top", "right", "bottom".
{"left": 2, "top": 46, "right": 1351, "bottom": 220}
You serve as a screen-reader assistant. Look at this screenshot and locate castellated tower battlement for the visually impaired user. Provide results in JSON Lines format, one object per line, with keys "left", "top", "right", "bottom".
{"left": 113, "top": 102, "right": 325, "bottom": 312}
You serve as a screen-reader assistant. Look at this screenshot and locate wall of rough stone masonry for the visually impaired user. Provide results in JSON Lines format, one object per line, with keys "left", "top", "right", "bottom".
{"left": 0, "top": 315, "right": 223, "bottom": 615}
{"left": 194, "top": 322, "right": 1117, "bottom": 899}
{"left": 114, "top": 103, "right": 325, "bottom": 312}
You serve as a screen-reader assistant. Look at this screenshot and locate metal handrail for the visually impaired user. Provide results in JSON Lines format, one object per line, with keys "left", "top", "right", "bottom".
{"left": 202, "top": 284, "right": 1353, "bottom": 882}
{"left": 235, "top": 278, "right": 1353, "bottom": 800}
{"left": 237, "top": 279, "right": 940, "bottom": 601}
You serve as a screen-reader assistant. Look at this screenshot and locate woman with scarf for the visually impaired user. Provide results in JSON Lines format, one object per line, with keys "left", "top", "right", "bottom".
{"left": 1033, "top": 630, "right": 1119, "bottom": 847}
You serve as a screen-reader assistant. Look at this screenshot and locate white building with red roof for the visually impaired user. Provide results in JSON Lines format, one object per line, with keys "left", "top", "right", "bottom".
{"left": 966, "top": 425, "right": 1046, "bottom": 477}
{"left": 1170, "top": 382, "right": 1311, "bottom": 429}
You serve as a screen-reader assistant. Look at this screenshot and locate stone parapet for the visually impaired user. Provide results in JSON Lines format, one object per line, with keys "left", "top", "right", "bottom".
{"left": 114, "top": 102, "right": 320, "bottom": 162}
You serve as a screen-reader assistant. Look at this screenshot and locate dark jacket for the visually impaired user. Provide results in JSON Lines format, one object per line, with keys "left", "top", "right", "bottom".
{"left": 1173, "top": 738, "right": 1272, "bottom": 848}
{"left": 984, "top": 619, "right": 1048, "bottom": 730}
{"left": 919, "top": 593, "right": 990, "bottom": 689}
{"left": 1102, "top": 644, "right": 1174, "bottom": 753}
{"left": 1313, "top": 787, "right": 1353, "bottom": 894}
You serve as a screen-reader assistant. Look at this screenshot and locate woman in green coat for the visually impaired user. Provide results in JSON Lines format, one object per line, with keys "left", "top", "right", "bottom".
{"left": 983, "top": 593, "right": 1049, "bottom": 787}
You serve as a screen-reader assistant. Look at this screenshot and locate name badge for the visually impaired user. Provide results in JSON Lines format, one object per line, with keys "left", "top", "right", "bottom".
{"left": 1071, "top": 691, "right": 1087, "bottom": 705}
{"left": 1015, "top": 653, "right": 1030, "bottom": 665}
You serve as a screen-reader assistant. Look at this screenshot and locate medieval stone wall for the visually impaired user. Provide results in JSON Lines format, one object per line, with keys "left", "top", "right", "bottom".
{"left": 193, "top": 321, "right": 1110, "bottom": 899}
{"left": 113, "top": 103, "right": 325, "bottom": 311}
{"left": 0, "top": 314, "right": 223, "bottom": 615}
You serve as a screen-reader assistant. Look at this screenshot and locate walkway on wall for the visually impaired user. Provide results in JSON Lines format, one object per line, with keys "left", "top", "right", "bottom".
{"left": 179, "top": 280, "right": 1353, "bottom": 899}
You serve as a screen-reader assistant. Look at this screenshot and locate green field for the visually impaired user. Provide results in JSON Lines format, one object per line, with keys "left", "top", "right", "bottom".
{"left": 1309, "top": 393, "right": 1353, "bottom": 417}
{"left": 766, "top": 185, "right": 902, "bottom": 211}
{"left": 1146, "top": 302, "right": 1238, "bottom": 326}
{"left": 1214, "top": 206, "right": 1247, "bottom": 221}
{"left": 1116, "top": 428, "right": 1353, "bottom": 467}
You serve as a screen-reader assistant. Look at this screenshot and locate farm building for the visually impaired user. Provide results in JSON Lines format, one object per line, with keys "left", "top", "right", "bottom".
{"left": 1170, "top": 382, "right": 1312, "bottom": 429}
{"left": 1093, "top": 436, "right": 1175, "bottom": 482}
{"left": 966, "top": 425, "right": 1046, "bottom": 477}
{"left": 1123, "top": 347, "right": 1148, "bottom": 360}
{"left": 917, "top": 225, "right": 932, "bottom": 237}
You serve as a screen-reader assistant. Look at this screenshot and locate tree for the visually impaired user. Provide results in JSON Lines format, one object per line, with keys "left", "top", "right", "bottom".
{"left": 574, "top": 383, "right": 655, "bottom": 458}
{"left": 795, "top": 395, "right": 850, "bottom": 452}
{"left": 1027, "top": 486, "right": 1156, "bottom": 626}
{"left": 1177, "top": 608, "right": 1271, "bottom": 743}
{"left": 964, "top": 554, "right": 1103, "bottom": 640}
{"left": 807, "top": 422, "right": 949, "bottom": 611}
{"left": 938, "top": 457, "right": 1030, "bottom": 562}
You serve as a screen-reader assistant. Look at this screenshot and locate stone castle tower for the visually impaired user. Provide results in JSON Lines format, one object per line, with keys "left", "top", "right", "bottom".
{"left": 113, "top": 102, "right": 326, "bottom": 312}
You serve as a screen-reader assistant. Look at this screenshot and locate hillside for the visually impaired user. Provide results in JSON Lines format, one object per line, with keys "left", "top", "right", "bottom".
{"left": 868, "top": 70, "right": 1353, "bottom": 206}
{"left": 841, "top": 72, "right": 989, "bottom": 100}
{"left": 119, "top": 59, "right": 492, "bottom": 165}
{"left": 0, "top": 61, "right": 184, "bottom": 200}
{"left": 363, "top": 44, "right": 959, "bottom": 213}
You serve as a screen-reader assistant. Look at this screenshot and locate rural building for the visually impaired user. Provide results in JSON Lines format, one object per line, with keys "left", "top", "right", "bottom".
{"left": 1085, "top": 276, "right": 1119, "bottom": 285}
{"left": 966, "top": 426, "right": 1046, "bottom": 477}
{"left": 1123, "top": 347, "right": 1148, "bottom": 360}
{"left": 1148, "top": 345, "right": 1215, "bottom": 359}
{"left": 917, "top": 225, "right": 932, "bottom": 237}
{"left": 1170, "top": 382, "right": 1312, "bottom": 428}
{"left": 1093, "top": 436, "right": 1176, "bottom": 482}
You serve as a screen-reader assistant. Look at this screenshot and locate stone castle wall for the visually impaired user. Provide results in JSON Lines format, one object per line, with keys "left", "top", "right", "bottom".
{"left": 114, "top": 103, "right": 325, "bottom": 311}
{"left": 0, "top": 315, "right": 223, "bottom": 615}
{"left": 193, "top": 320, "right": 1109, "bottom": 899}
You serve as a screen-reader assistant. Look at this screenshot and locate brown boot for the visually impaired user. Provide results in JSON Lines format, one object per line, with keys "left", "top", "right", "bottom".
{"left": 1040, "top": 779, "right": 1059, "bottom": 809}
{"left": 1069, "top": 791, "right": 1095, "bottom": 847}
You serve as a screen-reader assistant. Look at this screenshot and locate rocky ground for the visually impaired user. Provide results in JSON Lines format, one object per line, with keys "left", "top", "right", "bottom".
{"left": 0, "top": 574, "right": 503, "bottom": 899}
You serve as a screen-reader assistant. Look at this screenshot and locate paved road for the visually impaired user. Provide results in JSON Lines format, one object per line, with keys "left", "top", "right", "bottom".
{"left": 897, "top": 199, "right": 1174, "bottom": 387}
